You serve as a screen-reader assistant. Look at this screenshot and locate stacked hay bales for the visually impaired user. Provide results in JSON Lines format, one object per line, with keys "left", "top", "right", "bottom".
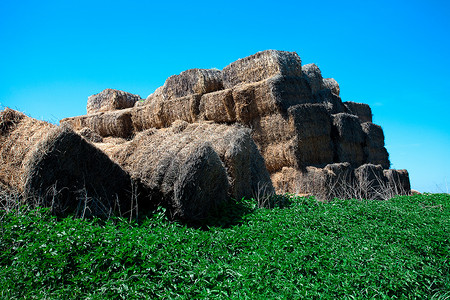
{"left": 344, "top": 101, "right": 372, "bottom": 123}
{"left": 361, "top": 122, "right": 390, "bottom": 168}
{"left": 0, "top": 108, "right": 135, "bottom": 217}
{"left": 384, "top": 169, "right": 411, "bottom": 195}
{"left": 87, "top": 89, "right": 142, "bottom": 114}
{"left": 331, "top": 113, "right": 365, "bottom": 167}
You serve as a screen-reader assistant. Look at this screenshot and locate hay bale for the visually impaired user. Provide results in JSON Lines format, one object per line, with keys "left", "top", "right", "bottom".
{"left": 60, "top": 108, "right": 133, "bottom": 139}
{"left": 131, "top": 100, "right": 165, "bottom": 131}
{"left": 222, "top": 50, "right": 302, "bottom": 89}
{"left": 0, "top": 109, "right": 135, "bottom": 217}
{"left": 87, "top": 89, "right": 142, "bottom": 114}
{"left": 302, "top": 63, "right": 325, "bottom": 95}
{"left": 146, "top": 69, "right": 223, "bottom": 103}
{"left": 313, "top": 89, "right": 347, "bottom": 114}
{"left": 364, "top": 147, "right": 390, "bottom": 169}
{"left": 198, "top": 89, "right": 236, "bottom": 123}
{"left": 331, "top": 113, "right": 365, "bottom": 166}
{"left": 77, "top": 127, "right": 103, "bottom": 143}
{"left": 270, "top": 167, "right": 302, "bottom": 194}
{"left": 231, "top": 75, "right": 313, "bottom": 124}
{"left": 354, "top": 164, "right": 387, "bottom": 200}
{"left": 344, "top": 101, "right": 372, "bottom": 123}
{"left": 261, "top": 139, "right": 297, "bottom": 173}
{"left": 384, "top": 169, "right": 411, "bottom": 195}
{"left": 361, "top": 122, "right": 385, "bottom": 148}
{"left": 288, "top": 104, "right": 334, "bottom": 168}
{"left": 323, "top": 78, "right": 340, "bottom": 96}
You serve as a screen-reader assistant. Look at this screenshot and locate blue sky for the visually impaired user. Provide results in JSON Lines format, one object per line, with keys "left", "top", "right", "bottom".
{"left": 1, "top": 0, "right": 449, "bottom": 193}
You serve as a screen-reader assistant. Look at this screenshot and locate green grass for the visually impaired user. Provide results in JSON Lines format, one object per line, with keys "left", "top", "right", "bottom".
{"left": 1, "top": 194, "right": 449, "bottom": 299}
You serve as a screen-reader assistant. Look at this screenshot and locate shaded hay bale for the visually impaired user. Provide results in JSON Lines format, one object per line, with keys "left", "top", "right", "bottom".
{"left": 0, "top": 109, "right": 135, "bottom": 217}
{"left": 232, "top": 75, "right": 313, "bottom": 124}
{"left": 344, "top": 101, "right": 372, "bottom": 123}
{"left": 222, "top": 50, "right": 302, "bottom": 89}
{"left": 354, "top": 164, "right": 387, "bottom": 200}
{"left": 60, "top": 109, "right": 133, "bottom": 139}
{"left": 364, "top": 146, "right": 390, "bottom": 169}
{"left": 361, "top": 122, "right": 385, "bottom": 148}
{"left": 331, "top": 113, "right": 365, "bottom": 166}
{"left": 323, "top": 78, "right": 340, "bottom": 96}
{"left": 87, "top": 89, "right": 141, "bottom": 114}
{"left": 199, "top": 89, "right": 236, "bottom": 123}
{"left": 302, "top": 63, "right": 324, "bottom": 94}
{"left": 384, "top": 169, "right": 411, "bottom": 195}
{"left": 77, "top": 127, "right": 103, "bottom": 143}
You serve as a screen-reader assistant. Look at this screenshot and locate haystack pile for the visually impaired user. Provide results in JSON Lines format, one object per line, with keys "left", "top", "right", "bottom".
{"left": 0, "top": 108, "right": 135, "bottom": 217}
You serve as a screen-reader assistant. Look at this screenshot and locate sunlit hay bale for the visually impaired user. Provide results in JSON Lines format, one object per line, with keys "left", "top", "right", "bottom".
{"left": 198, "top": 89, "right": 236, "bottom": 123}
{"left": 343, "top": 101, "right": 373, "bottom": 123}
{"left": 383, "top": 169, "right": 411, "bottom": 195}
{"left": 0, "top": 109, "right": 134, "bottom": 217}
{"left": 354, "top": 164, "right": 387, "bottom": 200}
{"left": 331, "top": 113, "right": 365, "bottom": 167}
{"left": 222, "top": 50, "right": 303, "bottom": 89}
{"left": 302, "top": 63, "right": 325, "bottom": 95}
{"left": 145, "top": 68, "right": 223, "bottom": 104}
{"left": 361, "top": 122, "right": 390, "bottom": 169}
{"left": 288, "top": 104, "right": 334, "bottom": 168}
{"left": 270, "top": 167, "right": 302, "bottom": 195}
{"left": 0, "top": 109, "right": 54, "bottom": 194}
{"left": 232, "top": 75, "right": 313, "bottom": 124}
{"left": 261, "top": 139, "right": 298, "bottom": 173}
{"left": 131, "top": 100, "right": 164, "bottom": 131}
{"left": 77, "top": 127, "right": 103, "bottom": 143}
{"left": 87, "top": 89, "right": 141, "bottom": 114}
{"left": 100, "top": 128, "right": 230, "bottom": 221}
{"left": 323, "top": 78, "right": 340, "bottom": 96}
{"left": 60, "top": 108, "right": 133, "bottom": 139}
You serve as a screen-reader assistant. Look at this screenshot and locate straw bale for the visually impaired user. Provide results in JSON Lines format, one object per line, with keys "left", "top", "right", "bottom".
{"left": 77, "top": 127, "right": 103, "bottom": 143}
{"left": 270, "top": 167, "right": 302, "bottom": 194}
{"left": 131, "top": 100, "right": 164, "bottom": 131}
{"left": 222, "top": 50, "right": 302, "bottom": 89}
{"left": 262, "top": 139, "right": 297, "bottom": 173}
{"left": 288, "top": 104, "right": 334, "bottom": 167}
{"left": 198, "top": 89, "right": 236, "bottom": 123}
{"left": 354, "top": 164, "right": 387, "bottom": 200}
{"left": 384, "top": 169, "right": 411, "bottom": 195}
{"left": 232, "top": 75, "right": 313, "bottom": 123}
{"left": 60, "top": 108, "right": 133, "bottom": 139}
{"left": 302, "top": 63, "right": 325, "bottom": 94}
{"left": 323, "top": 78, "right": 340, "bottom": 96}
{"left": 87, "top": 89, "right": 141, "bottom": 114}
{"left": 148, "top": 68, "right": 223, "bottom": 102}
{"left": 364, "top": 146, "right": 390, "bottom": 169}
{"left": 250, "top": 113, "right": 294, "bottom": 147}
{"left": 313, "top": 89, "right": 347, "bottom": 114}
{"left": 344, "top": 101, "right": 372, "bottom": 123}
{"left": 361, "top": 122, "right": 385, "bottom": 148}
{"left": 331, "top": 113, "right": 365, "bottom": 166}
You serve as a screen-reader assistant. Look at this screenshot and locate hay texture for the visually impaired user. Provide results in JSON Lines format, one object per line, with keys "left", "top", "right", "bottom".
{"left": 361, "top": 122, "right": 390, "bottom": 168}
{"left": 145, "top": 68, "right": 223, "bottom": 104}
{"left": 331, "top": 113, "right": 365, "bottom": 166}
{"left": 344, "top": 101, "right": 373, "bottom": 123}
{"left": 87, "top": 89, "right": 141, "bottom": 114}
{"left": 323, "top": 78, "right": 340, "bottom": 96}
{"left": 60, "top": 108, "right": 133, "bottom": 139}
{"left": 354, "top": 164, "right": 387, "bottom": 200}
{"left": 383, "top": 169, "right": 411, "bottom": 195}
{"left": 0, "top": 109, "right": 134, "bottom": 217}
{"left": 77, "top": 127, "right": 103, "bottom": 143}
{"left": 198, "top": 89, "right": 236, "bottom": 123}
{"left": 222, "top": 50, "right": 302, "bottom": 89}
{"left": 302, "top": 63, "right": 325, "bottom": 95}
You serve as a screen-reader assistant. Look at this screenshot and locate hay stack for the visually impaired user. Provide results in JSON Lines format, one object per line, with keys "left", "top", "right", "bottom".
{"left": 354, "top": 164, "right": 387, "bottom": 200}
{"left": 270, "top": 167, "right": 302, "bottom": 194}
{"left": 344, "top": 102, "right": 372, "bottom": 123}
{"left": 146, "top": 68, "right": 223, "bottom": 103}
{"left": 323, "top": 78, "right": 340, "bottom": 96}
{"left": 384, "top": 169, "right": 411, "bottom": 195}
{"left": 87, "top": 89, "right": 141, "bottom": 114}
{"left": 60, "top": 108, "right": 133, "bottom": 139}
{"left": 0, "top": 109, "right": 134, "bottom": 217}
{"left": 288, "top": 104, "right": 334, "bottom": 168}
{"left": 331, "top": 113, "right": 365, "bottom": 166}
{"left": 77, "top": 127, "right": 103, "bottom": 143}
{"left": 302, "top": 63, "right": 325, "bottom": 95}
{"left": 222, "top": 50, "right": 302, "bottom": 89}
{"left": 198, "top": 89, "right": 236, "bottom": 123}
{"left": 361, "top": 122, "right": 390, "bottom": 168}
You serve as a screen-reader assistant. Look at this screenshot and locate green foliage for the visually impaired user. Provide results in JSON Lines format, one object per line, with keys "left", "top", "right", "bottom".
{"left": 1, "top": 194, "right": 449, "bottom": 299}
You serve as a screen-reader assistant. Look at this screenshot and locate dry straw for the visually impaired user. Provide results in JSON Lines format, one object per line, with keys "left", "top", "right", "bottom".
{"left": 87, "top": 88, "right": 141, "bottom": 114}
{"left": 331, "top": 113, "right": 365, "bottom": 166}
{"left": 198, "top": 89, "right": 236, "bottom": 123}
{"left": 344, "top": 101, "right": 373, "bottom": 123}
{"left": 222, "top": 50, "right": 303, "bottom": 89}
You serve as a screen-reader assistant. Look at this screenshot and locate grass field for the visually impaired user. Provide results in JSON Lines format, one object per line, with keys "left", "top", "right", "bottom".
{"left": 1, "top": 194, "right": 449, "bottom": 299}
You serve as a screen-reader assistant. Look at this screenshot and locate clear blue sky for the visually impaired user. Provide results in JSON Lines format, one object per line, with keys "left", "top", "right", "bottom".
{"left": 1, "top": 0, "right": 449, "bottom": 193}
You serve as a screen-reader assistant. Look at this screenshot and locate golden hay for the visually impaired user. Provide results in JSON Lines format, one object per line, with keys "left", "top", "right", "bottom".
{"left": 0, "top": 109, "right": 135, "bottom": 217}
{"left": 87, "top": 88, "right": 141, "bottom": 114}
{"left": 222, "top": 50, "right": 303, "bottom": 89}
{"left": 198, "top": 89, "right": 236, "bottom": 123}
{"left": 60, "top": 108, "right": 133, "bottom": 139}
{"left": 343, "top": 101, "right": 373, "bottom": 123}
{"left": 77, "top": 127, "right": 103, "bottom": 143}
{"left": 270, "top": 167, "right": 302, "bottom": 194}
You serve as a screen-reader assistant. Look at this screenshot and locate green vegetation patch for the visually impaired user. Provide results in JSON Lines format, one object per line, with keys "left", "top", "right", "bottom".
{"left": 1, "top": 194, "right": 449, "bottom": 299}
